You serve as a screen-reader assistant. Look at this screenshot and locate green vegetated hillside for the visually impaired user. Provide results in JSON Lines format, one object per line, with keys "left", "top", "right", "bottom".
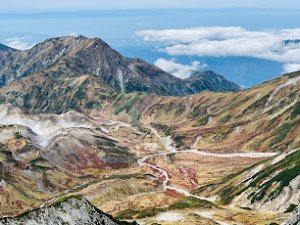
{"left": 195, "top": 147, "right": 300, "bottom": 213}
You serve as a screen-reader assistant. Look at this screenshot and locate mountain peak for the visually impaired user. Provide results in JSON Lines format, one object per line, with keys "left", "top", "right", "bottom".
{"left": 185, "top": 70, "right": 241, "bottom": 92}
{"left": 0, "top": 35, "right": 240, "bottom": 95}
{"left": 40, "top": 35, "right": 109, "bottom": 48}
{"left": 190, "top": 70, "right": 225, "bottom": 78}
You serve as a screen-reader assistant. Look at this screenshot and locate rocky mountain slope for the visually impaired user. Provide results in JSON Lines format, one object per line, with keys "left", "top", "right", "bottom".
{"left": 0, "top": 104, "right": 149, "bottom": 216}
{"left": 0, "top": 44, "right": 17, "bottom": 86}
{"left": 285, "top": 204, "right": 300, "bottom": 225}
{"left": 195, "top": 147, "right": 300, "bottom": 213}
{"left": 0, "top": 44, "right": 16, "bottom": 53}
{"left": 0, "top": 196, "right": 136, "bottom": 225}
{"left": 99, "top": 71, "right": 300, "bottom": 154}
{"left": 0, "top": 36, "right": 239, "bottom": 95}
{"left": 185, "top": 70, "right": 241, "bottom": 92}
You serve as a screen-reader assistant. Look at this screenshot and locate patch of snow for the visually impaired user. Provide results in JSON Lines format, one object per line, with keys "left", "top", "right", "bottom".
{"left": 185, "top": 149, "right": 278, "bottom": 158}
{"left": 0, "top": 179, "right": 7, "bottom": 187}
{"left": 271, "top": 153, "right": 287, "bottom": 165}
{"left": 196, "top": 211, "right": 215, "bottom": 219}
{"left": 266, "top": 76, "right": 300, "bottom": 109}
{"left": 143, "top": 142, "right": 159, "bottom": 152}
{"left": 156, "top": 212, "right": 184, "bottom": 222}
{"left": 99, "top": 127, "right": 110, "bottom": 134}
{"left": 234, "top": 126, "right": 240, "bottom": 133}
{"left": 117, "top": 69, "right": 125, "bottom": 93}
{"left": 128, "top": 64, "right": 135, "bottom": 71}
{"left": 196, "top": 211, "right": 233, "bottom": 225}
{"left": 23, "top": 170, "right": 47, "bottom": 193}
{"left": 96, "top": 67, "right": 101, "bottom": 76}
{"left": 192, "top": 136, "right": 201, "bottom": 147}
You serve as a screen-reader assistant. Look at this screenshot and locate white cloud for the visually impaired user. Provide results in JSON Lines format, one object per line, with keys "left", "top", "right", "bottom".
{"left": 5, "top": 37, "right": 33, "bottom": 50}
{"left": 283, "top": 64, "right": 300, "bottom": 73}
{"left": 137, "top": 27, "right": 300, "bottom": 73}
{"left": 154, "top": 58, "right": 206, "bottom": 79}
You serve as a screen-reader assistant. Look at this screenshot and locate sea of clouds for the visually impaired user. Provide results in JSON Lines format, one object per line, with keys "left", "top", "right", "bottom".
{"left": 138, "top": 27, "right": 300, "bottom": 74}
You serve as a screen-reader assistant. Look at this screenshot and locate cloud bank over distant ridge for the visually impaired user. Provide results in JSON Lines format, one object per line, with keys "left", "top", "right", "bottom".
{"left": 137, "top": 27, "right": 300, "bottom": 73}
{"left": 5, "top": 37, "right": 33, "bottom": 50}
{"left": 154, "top": 58, "right": 207, "bottom": 79}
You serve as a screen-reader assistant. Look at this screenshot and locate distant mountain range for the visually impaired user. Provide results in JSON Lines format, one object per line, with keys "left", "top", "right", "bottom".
{"left": 0, "top": 36, "right": 240, "bottom": 96}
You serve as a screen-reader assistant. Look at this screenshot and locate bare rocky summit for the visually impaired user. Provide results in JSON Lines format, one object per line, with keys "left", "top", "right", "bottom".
{"left": 0, "top": 197, "right": 137, "bottom": 225}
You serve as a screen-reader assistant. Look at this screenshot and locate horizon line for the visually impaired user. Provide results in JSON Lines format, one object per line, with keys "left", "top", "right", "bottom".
{"left": 1, "top": 7, "right": 300, "bottom": 13}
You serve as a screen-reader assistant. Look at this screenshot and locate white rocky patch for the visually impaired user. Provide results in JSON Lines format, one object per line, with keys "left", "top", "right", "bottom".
{"left": 284, "top": 204, "right": 300, "bottom": 225}
{"left": 0, "top": 198, "right": 120, "bottom": 225}
{"left": 257, "top": 174, "right": 300, "bottom": 212}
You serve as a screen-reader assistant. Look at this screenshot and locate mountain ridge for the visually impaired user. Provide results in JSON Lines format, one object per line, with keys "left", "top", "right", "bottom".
{"left": 0, "top": 36, "right": 239, "bottom": 95}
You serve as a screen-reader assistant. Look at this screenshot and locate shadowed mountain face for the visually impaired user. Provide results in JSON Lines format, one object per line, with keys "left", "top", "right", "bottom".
{"left": 0, "top": 44, "right": 16, "bottom": 53}
{"left": 0, "top": 36, "right": 239, "bottom": 95}
{"left": 0, "top": 44, "right": 17, "bottom": 86}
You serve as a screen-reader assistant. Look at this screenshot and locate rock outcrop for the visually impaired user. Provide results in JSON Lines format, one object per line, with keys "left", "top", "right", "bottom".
{"left": 0, "top": 197, "right": 137, "bottom": 225}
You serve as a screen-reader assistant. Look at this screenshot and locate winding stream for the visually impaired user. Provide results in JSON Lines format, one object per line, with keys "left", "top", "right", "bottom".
{"left": 138, "top": 126, "right": 278, "bottom": 203}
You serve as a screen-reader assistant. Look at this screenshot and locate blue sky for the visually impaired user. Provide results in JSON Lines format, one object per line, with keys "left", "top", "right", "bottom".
{"left": 1, "top": 0, "right": 300, "bottom": 11}
{"left": 1, "top": 1, "right": 300, "bottom": 87}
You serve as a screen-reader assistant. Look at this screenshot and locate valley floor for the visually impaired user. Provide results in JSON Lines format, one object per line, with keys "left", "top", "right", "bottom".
{"left": 0, "top": 108, "right": 289, "bottom": 224}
